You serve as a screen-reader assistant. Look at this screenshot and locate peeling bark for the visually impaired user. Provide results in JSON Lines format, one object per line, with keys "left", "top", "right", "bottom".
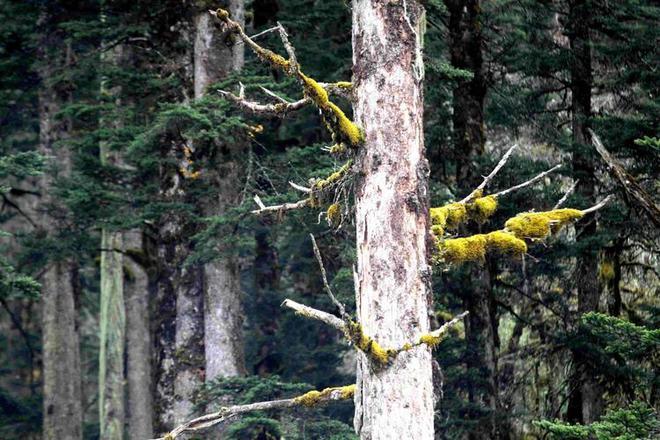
{"left": 352, "top": 1, "right": 434, "bottom": 438}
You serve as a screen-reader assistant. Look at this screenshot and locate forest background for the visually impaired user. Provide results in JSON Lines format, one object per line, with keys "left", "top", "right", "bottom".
{"left": 0, "top": 0, "right": 658, "bottom": 439}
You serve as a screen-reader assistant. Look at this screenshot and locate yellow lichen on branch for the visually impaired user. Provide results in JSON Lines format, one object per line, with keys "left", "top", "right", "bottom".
{"left": 345, "top": 321, "right": 395, "bottom": 366}
{"left": 327, "top": 203, "right": 341, "bottom": 225}
{"left": 430, "top": 194, "right": 499, "bottom": 236}
{"left": 505, "top": 209, "right": 584, "bottom": 239}
{"left": 430, "top": 202, "right": 467, "bottom": 236}
{"left": 437, "top": 231, "right": 527, "bottom": 264}
{"left": 293, "top": 385, "right": 356, "bottom": 407}
{"left": 469, "top": 195, "right": 498, "bottom": 223}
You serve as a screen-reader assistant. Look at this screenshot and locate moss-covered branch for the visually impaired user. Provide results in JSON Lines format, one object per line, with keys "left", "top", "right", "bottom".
{"left": 155, "top": 383, "right": 355, "bottom": 439}
{"left": 211, "top": 8, "right": 363, "bottom": 147}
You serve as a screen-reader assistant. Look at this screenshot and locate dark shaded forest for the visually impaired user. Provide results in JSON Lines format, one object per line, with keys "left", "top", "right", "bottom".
{"left": 0, "top": 0, "right": 658, "bottom": 439}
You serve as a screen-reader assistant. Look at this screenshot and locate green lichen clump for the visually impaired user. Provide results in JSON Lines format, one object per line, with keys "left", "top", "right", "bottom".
{"left": 437, "top": 231, "right": 527, "bottom": 264}
{"left": 505, "top": 209, "right": 584, "bottom": 239}
{"left": 345, "top": 321, "right": 394, "bottom": 366}
{"left": 310, "top": 160, "right": 353, "bottom": 209}
{"left": 468, "top": 195, "right": 498, "bottom": 223}
{"left": 293, "top": 384, "right": 356, "bottom": 407}
{"left": 430, "top": 202, "right": 467, "bottom": 236}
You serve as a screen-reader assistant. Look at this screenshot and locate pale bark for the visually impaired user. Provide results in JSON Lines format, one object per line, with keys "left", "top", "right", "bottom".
{"left": 124, "top": 230, "right": 153, "bottom": 439}
{"left": 99, "top": 230, "right": 125, "bottom": 439}
{"left": 98, "top": 41, "right": 126, "bottom": 440}
{"left": 194, "top": 0, "right": 247, "bottom": 381}
{"left": 352, "top": 1, "right": 434, "bottom": 439}
{"left": 38, "top": 36, "right": 83, "bottom": 440}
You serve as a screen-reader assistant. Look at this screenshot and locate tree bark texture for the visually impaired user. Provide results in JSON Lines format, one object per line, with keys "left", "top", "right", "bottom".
{"left": 124, "top": 230, "right": 153, "bottom": 439}
{"left": 565, "top": 0, "right": 604, "bottom": 425}
{"left": 98, "top": 40, "right": 126, "bottom": 440}
{"left": 352, "top": 1, "right": 434, "bottom": 439}
{"left": 194, "top": 0, "right": 247, "bottom": 381}
{"left": 38, "top": 33, "right": 83, "bottom": 440}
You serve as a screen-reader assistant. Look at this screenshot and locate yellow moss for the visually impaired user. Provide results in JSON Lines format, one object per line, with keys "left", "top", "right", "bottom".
{"left": 300, "top": 73, "right": 363, "bottom": 146}
{"left": 436, "top": 231, "right": 526, "bottom": 264}
{"left": 485, "top": 231, "right": 527, "bottom": 256}
{"left": 214, "top": 8, "right": 230, "bottom": 20}
{"left": 312, "top": 160, "right": 352, "bottom": 192}
{"left": 327, "top": 203, "right": 341, "bottom": 225}
{"left": 439, "top": 234, "right": 488, "bottom": 263}
{"left": 335, "top": 81, "right": 352, "bottom": 89}
{"left": 346, "top": 321, "right": 393, "bottom": 366}
{"left": 469, "top": 195, "right": 498, "bottom": 223}
{"left": 402, "top": 342, "right": 413, "bottom": 351}
{"left": 430, "top": 202, "right": 468, "bottom": 236}
{"left": 301, "top": 73, "right": 329, "bottom": 105}
{"left": 505, "top": 209, "right": 584, "bottom": 239}
{"left": 256, "top": 48, "right": 291, "bottom": 70}
{"left": 293, "top": 384, "right": 356, "bottom": 407}
{"left": 599, "top": 261, "right": 615, "bottom": 281}
{"left": 329, "top": 102, "right": 364, "bottom": 146}
{"left": 419, "top": 333, "right": 443, "bottom": 348}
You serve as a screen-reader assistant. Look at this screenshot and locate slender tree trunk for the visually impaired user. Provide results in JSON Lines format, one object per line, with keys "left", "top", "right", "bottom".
{"left": 38, "top": 34, "right": 82, "bottom": 440}
{"left": 98, "top": 39, "right": 126, "bottom": 440}
{"left": 444, "top": 2, "right": 501, "bottom": 437}
{"left": 566, "top": 0, "right": 603, "bottom": 425}
{"left": 352, "top": 1, "right": 434, "bottom": 438}
{"left": 446, "top": 0, "right": 487, "bottom": 184}
{"left": 124, "top": 230, "right": 153, "bottom": 439}
{"left": 194, "top": 0, "right": 247, "bottom": 381}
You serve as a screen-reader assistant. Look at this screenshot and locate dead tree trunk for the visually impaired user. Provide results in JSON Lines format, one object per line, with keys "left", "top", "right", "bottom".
{"left": 352, "top": 1, "right": 434, "bottom": 438}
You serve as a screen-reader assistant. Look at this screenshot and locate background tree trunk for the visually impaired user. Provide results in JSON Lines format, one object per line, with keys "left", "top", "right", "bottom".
{"left": 195, "top": 0, "right": 247, "bottom": 381}
{"left": 124, "top": 230, "right": 153, "bottom": 439}
{"left": 565, "top": 0, "right": 604, "bottom": 425}
{"left": 98, "top": 40, "right": 126, "bottom": 440}
{"left": 38, "top": 35, "right": 83, "bottom": 440}
{"left": 352, "top": 1, "right": 434, "bottom": 438}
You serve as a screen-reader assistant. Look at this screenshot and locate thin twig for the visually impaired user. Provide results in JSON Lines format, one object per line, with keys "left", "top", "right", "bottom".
{"left": 259, "top": 86, "right": 290, "bottom": 103}
{"left": 282, "top": 298, "right": 345, "bottom": 331}
{"left": 310, "top": 234, "right": 348, "bottom": 319}
{"left": 461, "top": 144, "right": 518, "bottom": 203}
{"left": 581, "top": 195, "right": 613, "bottom": 215}
{"left": 553, "top": 180, "right": 579, "bottom": 209}
{"left": 218, "top": 89, "right": 310, "bottom": 115}
{"left": 249, "top": 26, "right": 280, "bottom": 40}
{"left": 289, "top": 181, "right": 311, "bottom": 193}
{"left": 493, "top": 164, "right": 563, "bottom": 198}
{"left": 251, "top": 197, "right": 310, "bottom": 215}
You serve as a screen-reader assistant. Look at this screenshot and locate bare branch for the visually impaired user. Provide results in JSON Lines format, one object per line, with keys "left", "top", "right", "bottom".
{"left": 553, "top": 180, "right": 579, "bottom": 209}
{"left": 276, "top": 21, "right": 298, "bottom": 73}
{"left": 154, "top": 384, "right": 355, "bottom": 439}
{"left": 251, "top": 197, "right": 310, "bottom": 215}
{"left": 581, "top": 195, "right": 614, "bottom": 215}
{"left": 259, "top": 86, "right": 290, "bottom": 103}
{"left": 590, "top": 129, "right": 660, "bottom": 227}
{"left": 394, "top": 311, "right": 469, "bottom": 352}
{"left": 282, "top": 298, "right": 345, "bottom": 331}
{"left": 289, "top": 181, "right": 311, "bottom": 193}
{"left": 248, "top": 26, "right": 279, "bottom": 40}
{"left": 310, "top": 234, "right": 348, "bottom": 319}
{"left": 461, "top": 144, "right": 518, "bottom": 203}
{"left": 493, "top": 164, "right": 563, "bottom": 198}
{"left": 218, "top": 88, "right": 310, "bottom": 116}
